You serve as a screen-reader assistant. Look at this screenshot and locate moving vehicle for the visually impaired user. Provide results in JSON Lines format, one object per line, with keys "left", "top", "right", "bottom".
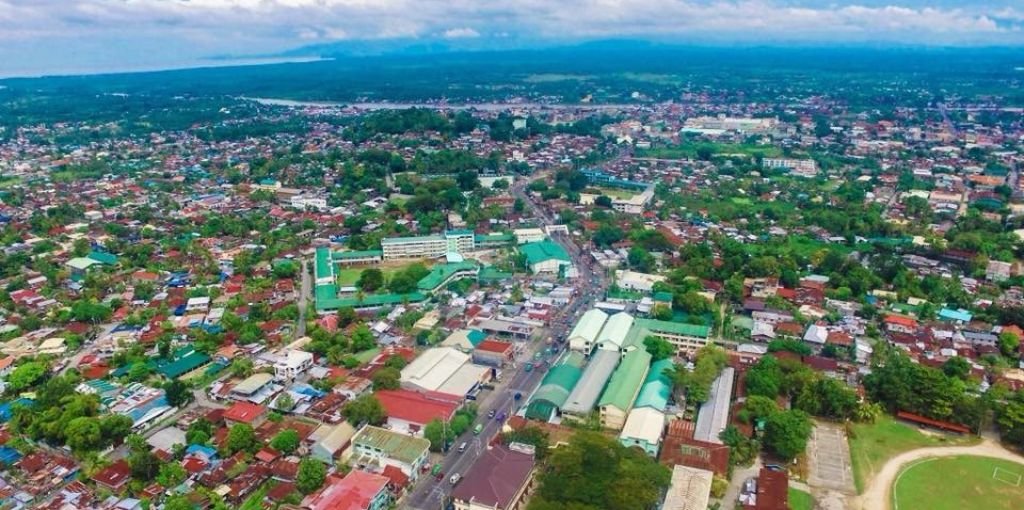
{"left": 524, "top": 362, "right": 534, "bottom": 372}
{"left": 458, "top": 442, "right": 468, "bottom": 453}
{"left": 487, "top": 410, "right": 496, "bottom": 419}
{"left": 449, "top": 473, "right": 461, "bottom": 485}
{"left": 431, "top": 464, "right": 442, "bottom": 477}
{"left": 473, "top": 423, "right": 483, "bottom": 435}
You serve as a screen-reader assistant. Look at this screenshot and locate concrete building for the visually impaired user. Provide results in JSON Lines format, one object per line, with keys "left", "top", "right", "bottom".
{"left": 309, "top": 422, "right": 356, "bottom": 463}
{"left": 513, "top": 228, "right": 547, "bottom": 245}
{"left": 615, "top": 270, "right": 667, "bottom": 293}
{"left": 381, "top": 230, "right": 476, "bottom": 261}
{"left": 568, "top": 309, "right": 609, "bottom": 353}
{"left": 597, "top": 312, "right": 635, "bottom": 352}
{"left": 619, "top": 407, "right": 665, "bottom": 457}
{"left": 611, "top": 185, "right": 655, "bottom": 214}
{"left": 271, "top": 349, "right": 314, "bottom": 381}
{"left": 598, "top": 349, "right": 652, "bottom": 430}
{"left": 346, "top": 425, "right": 430, "bottom": 480}
{"left": 633, "top": 318, "right": 712, "bottom": 356}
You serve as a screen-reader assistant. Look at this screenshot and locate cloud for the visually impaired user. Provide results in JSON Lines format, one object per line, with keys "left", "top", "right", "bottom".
{"left": 1, "top": 1, "right": 1021, "bottom": 76}
{"left": 442, "top": 27, "right": 480, "bottom": 39}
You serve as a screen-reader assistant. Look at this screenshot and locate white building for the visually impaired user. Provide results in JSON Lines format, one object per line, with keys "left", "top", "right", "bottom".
{"left": 568, "top": 309, "right": 609, "bottom": 353}
{"left": 381, "top": 230, "right": 476, "bottom": 260}
{"left": 272, "top": 349, "right": 315, "bottom": 381}
{"left": 289, "top": 195, "right": 329, "bottom": 211}
{"left": 611, "top": 186, "right": 655, "bottom": 214}
{"left": 513, "top": 227, "right": 547, "bottom": 245}
{"left": 615, "top": 270, "right": 666, "bottom": 293}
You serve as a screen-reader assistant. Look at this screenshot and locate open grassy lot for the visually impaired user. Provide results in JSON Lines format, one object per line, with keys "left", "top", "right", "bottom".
{"left": 788, "top": 488, "right": 813, "bottom": 510}
{"left": 892, "top": 455, "right": 1024, "bottom": 510}
{"left": 636, "top": 141, "right": 784, "bottom": 160}
{"left": 848, "top": 416, "right": 980, "bottom": 493}
{"left": 336, "top": 261, "right": 434, "bottom": 287}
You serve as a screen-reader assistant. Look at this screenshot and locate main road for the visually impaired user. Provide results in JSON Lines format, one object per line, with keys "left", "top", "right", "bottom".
{"left": 404, "top": 173, "right": 608, "bottom": 510}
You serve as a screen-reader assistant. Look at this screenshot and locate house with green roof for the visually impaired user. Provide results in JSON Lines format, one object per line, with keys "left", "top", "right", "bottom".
{"left": 598, "top": 349, "right": 652, "bottom": 430}
{"left": 87, "top": 251, "right": 118, "bottom": 265}
{"left": 525, "top": 352, "right": 586, "bottom": 421}
{"left": 347, "top": 425, "right": 431, "bottom": 480}
{"left": 110, "top": 345, "right": 211, "bottom": 380}
{"left": 520, "top": 241, "right": 572, "bottom": 274}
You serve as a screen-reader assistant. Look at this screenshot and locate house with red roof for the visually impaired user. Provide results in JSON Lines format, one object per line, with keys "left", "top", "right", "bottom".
{"left": 93, "top": 459, "right": 131, "bottom": 492}
{"left": 222, "top": 401, "right": 268, "bottom": 427}
{"left": 374, "top": 389, "right": 461, "bottom": 435}
{"left": 304, "top": 470, "right": 391, "bottom": 510}
{"left": 884, "top": 314, "right": 919, "bottom": 334}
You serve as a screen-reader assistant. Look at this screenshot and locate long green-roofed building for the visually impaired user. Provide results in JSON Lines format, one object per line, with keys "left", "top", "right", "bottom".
{"left": 525, "top": 352, "right": 587, "bottom": 421}
{"left": 633, "top": 358, "right": 674, "bottom": 411}
{"left": 598, "top": 349, "right": 652, "bottom": 430}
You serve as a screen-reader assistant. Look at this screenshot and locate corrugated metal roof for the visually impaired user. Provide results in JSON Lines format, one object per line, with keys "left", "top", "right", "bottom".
{"left": 598, "top": 349, "right": 651, "bottom": 411}
{"left": 352, "top": 425, "right": 428, "bottom": 463}
{"left": 597, "top": 312, "right": 635, "bottom": 350}
{"left": 568, "top": 309, "right": 609, "bottom": 346}
{"left": 693, "top": 367, "right": 735, "bottom": 444}
{"left": 633, "top": 358, "right": 674, "bottom": 411}
{"left": 562, "top": 349, "right": 619, "bottom": 415}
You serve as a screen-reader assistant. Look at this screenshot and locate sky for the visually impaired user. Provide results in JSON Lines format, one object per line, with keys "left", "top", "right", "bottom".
{"left": 0, "top": 0, "right": 1021, "bottom": 77}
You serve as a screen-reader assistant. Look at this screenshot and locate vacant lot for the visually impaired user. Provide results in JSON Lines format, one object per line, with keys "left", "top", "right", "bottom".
{"left": 892, "top": 455, "right": 1024, "bottom": 510}
{"left": 848, "top": 416, "right": 979, "bottom": 493}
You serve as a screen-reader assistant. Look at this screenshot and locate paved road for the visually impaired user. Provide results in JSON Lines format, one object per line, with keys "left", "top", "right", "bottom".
{"left": 296, "top": 258, "right": 311, "bottom": 338}
{"left": 857, "top": 436, "right": 1024, "bottom": 510}
{"left": 720, "top": 457, "right": 762, "bottom": 510}
{"left": 405, "top": 174, "right": 608, "bottom": 510}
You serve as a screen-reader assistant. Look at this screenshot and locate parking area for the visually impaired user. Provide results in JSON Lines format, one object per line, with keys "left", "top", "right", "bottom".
{"left": 807, "top": 421, "right": 856, "bottom": 494}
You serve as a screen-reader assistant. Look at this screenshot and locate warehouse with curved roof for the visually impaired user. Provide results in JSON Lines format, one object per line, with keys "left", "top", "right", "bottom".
{"left": 525, "top": 352, "right": 586, "bottom": 421}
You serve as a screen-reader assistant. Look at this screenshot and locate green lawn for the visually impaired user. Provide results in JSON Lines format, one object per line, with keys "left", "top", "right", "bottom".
{"left": 892, "top": 456, "right": 1024, "bottom": 510}
{"left": 336, "top": 267, "right": 364, "bottom": 286}
{"left": 848, "top": 416, "right": 980, "bottom": 493}
{"left": 788, "top": 488, "right": 813, "bottom": 510}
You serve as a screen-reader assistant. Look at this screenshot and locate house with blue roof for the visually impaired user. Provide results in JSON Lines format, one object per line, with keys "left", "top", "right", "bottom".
{"left": 939, "top": 308, "right": 973, "bottom": 324}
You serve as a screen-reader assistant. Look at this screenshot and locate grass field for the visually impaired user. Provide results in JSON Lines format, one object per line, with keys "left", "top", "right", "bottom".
{"left": 788, "top": 488, "right": 813, "bottom": 510}
{"left": 591, "top": 186, "right": 637, "bottom": 199}
{"left": 892, "top": 456, "right": 1024, "bottom": 510}
{"left": 335, "top": 262, "right": 432, "bottom": 287}
{"left": 848, "top": 416, "right": 980, "bottom": 493}
{"left": 635, "top": 141, "right": 784, "bottom": 160}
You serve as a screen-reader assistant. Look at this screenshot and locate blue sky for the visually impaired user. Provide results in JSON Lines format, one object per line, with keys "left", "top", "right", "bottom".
{"left": 0, "top": 1, "right": 1021, "bottom": 77}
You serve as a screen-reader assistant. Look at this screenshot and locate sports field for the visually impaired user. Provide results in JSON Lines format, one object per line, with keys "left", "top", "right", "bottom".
{"left": 892, "top": 455, "right": 1024, "bottom": 510}
{"left": 848, "top": 416, "right": 978, "bottom": 492}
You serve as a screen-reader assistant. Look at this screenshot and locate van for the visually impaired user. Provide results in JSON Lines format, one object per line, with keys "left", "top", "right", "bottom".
{"left": 458, "top": 442, "right": 468, "bottom": 453}
{"left": 449, "top": 473, "right": 461, "bottom": 485}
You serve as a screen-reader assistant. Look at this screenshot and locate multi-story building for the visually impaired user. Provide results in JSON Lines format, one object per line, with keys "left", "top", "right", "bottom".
{"left": 381, "top": 230, "right": 476, "bottom": 260}
{"left": 345, "top": 425, "right": 431, "bottom": 480}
